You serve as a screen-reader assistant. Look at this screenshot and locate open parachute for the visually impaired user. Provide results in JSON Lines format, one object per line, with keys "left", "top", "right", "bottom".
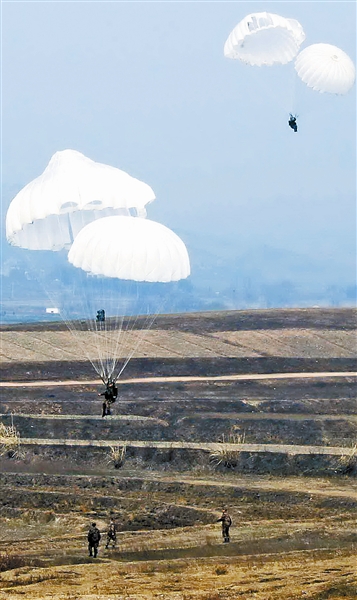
{"left": 6, "top": 151, "right": 190, "bottom": 384}
{"left": 6, "top": 149, "right": 155, "bottom": 251}
{"left": 294, "top": 43, "right": 356, "bottom": 95}
{"left": 224, "top": 13, "right": 355, "bottom": 130}
{"left": 66, "top": 217, "right": 190, "bottom": 382}
{"left": 68, "top": 216, "right": 190, "bottom": 282}
{"left": 224, "top": 12, "right": 305, "bottom": 66}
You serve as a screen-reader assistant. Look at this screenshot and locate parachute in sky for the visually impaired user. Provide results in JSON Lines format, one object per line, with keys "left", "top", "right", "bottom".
{"left": 68, "top": 216, "right": 190, "bottom": 283}
{"left": 224, "top": 12, "right": 305, "bottom": 66}
{"left": 5, "top": 151, "right": 189, "bottom": 385}
{"left": 6, "top": 149, "right": 155, "bottom": 251}
{"left": 66, "top": 216, "right": 190, "bottom": 382}
{"left": 294, "top": 43, "right": 356, "bottom": 94}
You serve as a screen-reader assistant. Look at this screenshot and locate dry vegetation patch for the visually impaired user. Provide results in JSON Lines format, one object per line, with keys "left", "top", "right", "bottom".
{"left": 0, "top": 309, "right": 356, "bottom": 598}
{"left": 0, "top": 420, "right": 20, "bottom": 458}
{"left": 209, "top": 430, "right": 247, "bottom": 468}
{"left": 0, "top": 549, "right": 356, "bottom": 599}
{"left": 338, "top": 442, "right": 357, "bottom": 475}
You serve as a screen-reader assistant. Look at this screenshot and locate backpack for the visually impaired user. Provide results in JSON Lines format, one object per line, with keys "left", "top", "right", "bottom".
{"left": 223, "top": 515, "right": 232, "bottom": 527}
{"left": 89, "top": 527, "right": 100, "bottom": 543}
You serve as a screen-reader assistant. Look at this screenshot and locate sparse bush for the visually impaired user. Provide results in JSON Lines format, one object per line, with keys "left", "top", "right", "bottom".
{"left": 108, "top": 445, "right": 126, "bottom": 469}
{"left": 338, "top": 442, "right": 357, "bottom": 475}
{"left": 0, "top": 552, "right": 27, "bottom": 572}
{"left": 215, "top": 565, "right": 228, "bottom": 575}
{"left": 0, "top": 419, "right": 21, "bottom": 457}
{"left": 210, "top": 430, "right": 246, "bottom": 468}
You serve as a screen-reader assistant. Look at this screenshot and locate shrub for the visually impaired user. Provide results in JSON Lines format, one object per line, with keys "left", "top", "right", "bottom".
{"left": 210, "top": 430, "right": 246, "bottom": 468}
{"left": 108, "top": 445, "right": 126, "bottom": 469}
{"left": 0, "top": 552, "right": 27, "bottom": 572}
{"left": 0, "top": 419, "right": 21, "bottom": 457}
{"left": 339, "top": 442, "right": 357, "bottom": 476}
{"left": 215, "top": 565, "right": 228, "bottom": 575}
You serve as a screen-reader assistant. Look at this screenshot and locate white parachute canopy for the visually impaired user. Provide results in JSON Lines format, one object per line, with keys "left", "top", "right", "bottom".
{"left": 68, "top": 216, "right": 190, "bottom": 283}
{"left": 224, "top": 12, "right": 305, "bottom": 66}
{"left": 294, "top": 43, "right": 356, "bottom": 94}
{"left": 66, "top": 216, "right": 190, "bottom": 382}
{"left": 6, "top": 149, "right": 155, "bottom": 251}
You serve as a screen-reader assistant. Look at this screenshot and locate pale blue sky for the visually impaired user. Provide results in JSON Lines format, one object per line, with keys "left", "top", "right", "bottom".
{"left": 2, "top": 1, "right": 356, "bottom": 290}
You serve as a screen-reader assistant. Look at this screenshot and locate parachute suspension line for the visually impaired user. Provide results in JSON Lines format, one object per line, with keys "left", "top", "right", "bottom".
{"left": 95, "top": 274, "right": 111, "bottom": 381}
{"left": 96, "top": 278, "right": 136, "bottom": 383}
{"left": 61, "top": 216, "right": 106, "bottom": 378}
{"left": 60, "top": 268, "right": 110, "bottom": 383}
{"left": 101, "top": 279, "right": 153, "bottom": 382}
{"left": 87, "top": 278, "right": 149, "bottom": 384}
{"left": 65, "top": 216, "right": 191, "bottom": 382}
{"left": 47, "top": 208, "right": 115, "bottom": 384}
{"left": 247, "top": 66, "right": 291, "bottom": 115}
{"left": 103, "top": 274, "right": 122, "bottom": 381}
{"left": 26, "top": 259, "right": 104, "bottom": 380}
{"left": 91, "top": 275, "right": 135, "bottom": 382}
{"left": 115, "top": 291, "right": 168, "bottom": 381}
{"left": 286, "top": 67, "right": 301, "bottom": 121}
{"left": 90, "top": 274, "right": 119, "bottom": 382}
{"left": 109, "top": 280, "right": 145, "bottom": 381}
{"left": 67, "top": 212, "right": 74, "bottom": 246}
{"left": 274, "top": 67, "right": 299, "bottom": 115}
{"left": 68, "top": 274, "right": 104, "bottom": 379}
{"left": 64, "top": 285, "right": 107, "bottom": 382}
{"left": 66, "top": 211, "right": 108, "bottom": 380}
{"left": 29, "top": 211, "right": 109, "bottom": 383}
{"left": 108, "top": 278, "right": 136, "bottom": 381}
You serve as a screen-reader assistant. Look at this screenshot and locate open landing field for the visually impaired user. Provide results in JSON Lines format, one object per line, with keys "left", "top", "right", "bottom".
{"left": 0, "top": 308, "right": 356, "bottom": 599}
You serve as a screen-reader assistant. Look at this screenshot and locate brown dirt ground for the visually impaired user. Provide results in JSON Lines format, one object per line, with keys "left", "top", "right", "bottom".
{"left": 1, "top": 308, "right": 357, "bottom": 599}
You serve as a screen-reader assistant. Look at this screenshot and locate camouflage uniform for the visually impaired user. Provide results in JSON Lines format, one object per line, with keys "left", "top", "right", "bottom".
{"left": 100, "top": 383, "right": 118, "bottom": 417}
{"left": 88, "top": 523, "right": 101, "bottom": 557}
{"left": 105, "top": 519, "right": 117, "bottom": 549}
{"left": 217, "top": 510, "right": 232, "bottom": 543}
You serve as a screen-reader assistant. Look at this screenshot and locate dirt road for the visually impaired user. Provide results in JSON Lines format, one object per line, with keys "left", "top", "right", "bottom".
{"left": 0, "top": 370, "right": 356, "bottom": 387}
{"left": 18, "top": 437, "right": 351, "bottom": 456}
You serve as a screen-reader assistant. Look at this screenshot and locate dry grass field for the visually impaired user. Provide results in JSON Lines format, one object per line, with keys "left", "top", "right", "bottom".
{"left": 0, "top": 308, "right": 356, "bottom": 599}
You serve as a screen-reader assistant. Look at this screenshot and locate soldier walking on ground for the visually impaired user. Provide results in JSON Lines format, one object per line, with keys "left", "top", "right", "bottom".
{"left": 105, "top": 518, "right": 117, "bottom": 549}
{"left": 88, "top": 522, "right": 101, "bottom": 557}
{"left": 217, "top": 508, "right": 232, "bottom": 543}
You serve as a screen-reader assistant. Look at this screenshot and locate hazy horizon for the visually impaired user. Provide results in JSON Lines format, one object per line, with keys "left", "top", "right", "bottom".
{"left": 1, "top": 1, "right": 356, "bottom": 318}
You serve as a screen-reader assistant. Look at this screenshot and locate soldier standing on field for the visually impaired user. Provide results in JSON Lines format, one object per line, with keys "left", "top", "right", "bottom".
{"left": 217, "top": 509, "right": 232, "bottom": 543}
{"left": 88, "top": 522, "right": 101, "bottom": 557}
{"left": 105, "top": 518, "right": 117, "bottom": 549}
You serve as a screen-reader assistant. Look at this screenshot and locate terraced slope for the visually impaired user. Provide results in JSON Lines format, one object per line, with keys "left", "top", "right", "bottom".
{"left": 0, "top": 308, "right": 356, "bottom": 599}
{"left": 1, "top": 308, "right": 356, "bottom": 365}
{"left": 1, "top": 308, "right": 356, "bottom": 472}
{"left": 1, "top": 470, "right": 356, "bottom": 599}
